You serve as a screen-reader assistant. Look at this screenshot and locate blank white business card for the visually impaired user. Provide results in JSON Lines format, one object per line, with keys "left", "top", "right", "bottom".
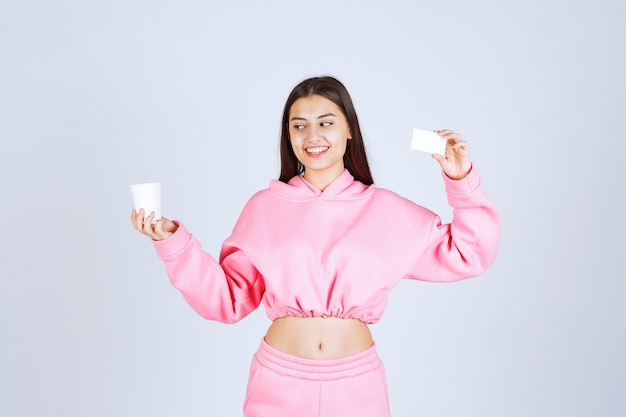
{"left": 410, "top": 128, "right": 447, "bottom": 156}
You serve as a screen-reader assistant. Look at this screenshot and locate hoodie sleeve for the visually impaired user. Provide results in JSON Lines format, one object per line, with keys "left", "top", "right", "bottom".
{"left": 404, "top": 167, "right": 500, "bottom": 282}
{"left": 152, "top": 222, "right": 265, "bottom": 324}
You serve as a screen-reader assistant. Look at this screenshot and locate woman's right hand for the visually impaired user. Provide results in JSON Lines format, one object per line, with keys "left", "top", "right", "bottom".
{"left": 131, "top": 209, "right": 178, "bottom": 241}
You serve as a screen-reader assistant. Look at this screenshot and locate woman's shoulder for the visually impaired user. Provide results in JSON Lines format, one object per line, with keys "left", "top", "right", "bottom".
{"left": 371, "top": 185, "right": 412, "bottom": 204}
{"left": 369, "top": 186, "right": 437, "bottom": 220}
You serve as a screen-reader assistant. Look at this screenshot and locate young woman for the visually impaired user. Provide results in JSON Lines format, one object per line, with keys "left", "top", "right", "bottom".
{"left": 131, "top": 76, "right": 500, "bottom": 416}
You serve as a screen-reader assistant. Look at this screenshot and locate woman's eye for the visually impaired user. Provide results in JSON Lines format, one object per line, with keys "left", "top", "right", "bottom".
{"left": 320, "top": 121, "right": 332, "bottom": 127}
{"left": 293, "top": 124, "right": 304, "bottom": 130}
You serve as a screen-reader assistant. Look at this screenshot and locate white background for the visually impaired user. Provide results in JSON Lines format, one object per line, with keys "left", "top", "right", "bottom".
{"left": 1, "top": 0, "right": 624, "bottom": 416}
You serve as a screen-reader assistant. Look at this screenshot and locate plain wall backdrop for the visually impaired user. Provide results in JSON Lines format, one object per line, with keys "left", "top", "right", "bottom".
{"left": 1, "top": 0, "right": 624, "bottom": 416}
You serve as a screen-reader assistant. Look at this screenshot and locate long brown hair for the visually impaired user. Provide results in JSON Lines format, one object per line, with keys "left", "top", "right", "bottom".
{"left": 279, "top": 76, "right": 374, "bottom": 185}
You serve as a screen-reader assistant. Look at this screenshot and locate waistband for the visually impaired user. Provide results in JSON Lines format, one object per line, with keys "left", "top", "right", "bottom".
{"left": 253, "top": 338, "right": 382, "bottom": 381}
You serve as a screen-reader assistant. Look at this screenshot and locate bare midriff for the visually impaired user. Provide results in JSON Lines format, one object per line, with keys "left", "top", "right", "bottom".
{"left": 264, "top": 316, "right": 373, "bottom": 360}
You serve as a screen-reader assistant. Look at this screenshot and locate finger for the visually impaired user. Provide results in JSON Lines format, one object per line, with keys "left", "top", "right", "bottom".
{"left": 154, "top": 218, "right": 164, "bottom": 235}
{"left": 436, "top": 129, "right": 457, "bottom": 137}
{"left": 132, "top": 208, "right": 145, "bottom": 231}
{"left": 437, "top": 130, "right": 462, "bottom": 143}
{"left": 450, "top": 139, "right": 468, "bottom": 149}
{"left": 450, "top": 142, "right": 470, "bottom": 159}
{"left": 158, "top": 217, "right": 171, "bottom": 232}
{"left": 153, "top": 217, "right": 175, "bottom": 240}
{"left": 431, "top": 153, "right": 448, "bottom": 170}
{"left": 442, "top": 134, "right": 462, "bottom": 144}
{"left": 142, "top": 211, "right": 157, "bottom": 234}
{"left": 161, "top": 217, "right": 178, "bottom": 235}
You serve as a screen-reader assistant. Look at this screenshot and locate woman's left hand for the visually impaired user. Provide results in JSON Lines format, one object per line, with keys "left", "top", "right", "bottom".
{"left": 432, "top": 129, "right": 472, "bottom": 180}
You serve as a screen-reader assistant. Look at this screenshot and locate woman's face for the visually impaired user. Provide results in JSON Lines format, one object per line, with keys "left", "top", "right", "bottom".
{"left": 288, "top": 94, "right": 352, "bottom": 185}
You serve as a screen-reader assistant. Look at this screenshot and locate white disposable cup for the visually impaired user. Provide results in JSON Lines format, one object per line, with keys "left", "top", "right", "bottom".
{"left": 130, "top": 182, "right": 161, "bottom": 223}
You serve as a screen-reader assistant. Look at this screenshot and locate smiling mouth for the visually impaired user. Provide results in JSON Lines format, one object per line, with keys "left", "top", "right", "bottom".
{"left": 306, "top": 146, "right": 329, "bottom": 155}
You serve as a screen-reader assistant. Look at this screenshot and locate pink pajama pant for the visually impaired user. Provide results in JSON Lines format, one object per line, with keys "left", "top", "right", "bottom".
{"left": 243, "top": 339, "right": 390, "bottom": 417}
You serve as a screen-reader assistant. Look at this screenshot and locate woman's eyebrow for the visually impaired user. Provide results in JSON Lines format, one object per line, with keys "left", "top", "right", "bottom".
{"left": 289, "top": 113, "right": 337, "bottom": 122}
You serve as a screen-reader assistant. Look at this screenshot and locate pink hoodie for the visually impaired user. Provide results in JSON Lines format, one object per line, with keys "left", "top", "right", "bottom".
{"left": 153, "top": 168, "right": 500, "bottom": 324}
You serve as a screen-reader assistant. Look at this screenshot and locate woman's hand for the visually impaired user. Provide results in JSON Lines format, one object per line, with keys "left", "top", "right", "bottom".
{"left": 432, "top": 129, "right": 472, "bottom": 180}
{"left": 131, "top": 209, "right": 178, "bottom": 241}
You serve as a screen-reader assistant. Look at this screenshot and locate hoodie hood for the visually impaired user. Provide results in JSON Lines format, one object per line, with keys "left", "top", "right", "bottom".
{"left": 268, "top": 169, "right": 376, "bottom": 201}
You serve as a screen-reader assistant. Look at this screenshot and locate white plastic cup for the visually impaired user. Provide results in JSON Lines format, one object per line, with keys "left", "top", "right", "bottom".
{"left": 130, "top": 182, "right": 162, "bottom": 223}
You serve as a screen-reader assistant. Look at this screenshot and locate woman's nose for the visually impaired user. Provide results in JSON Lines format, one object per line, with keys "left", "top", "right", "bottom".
{"left": 307, "top": 125, "right": 320, "bottom": 140}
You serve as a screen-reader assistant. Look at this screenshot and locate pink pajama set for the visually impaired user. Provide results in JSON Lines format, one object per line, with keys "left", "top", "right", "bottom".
{"left": 152, "top": 168, "right": 500, "bottom": 416}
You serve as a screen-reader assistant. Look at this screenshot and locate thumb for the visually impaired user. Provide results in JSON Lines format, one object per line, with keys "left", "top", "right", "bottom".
{"left": 159, "top": 217, "right": 178, "bottom": 234}
{"left": 431, "top": 153, "right": 446, "bottom": 168}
